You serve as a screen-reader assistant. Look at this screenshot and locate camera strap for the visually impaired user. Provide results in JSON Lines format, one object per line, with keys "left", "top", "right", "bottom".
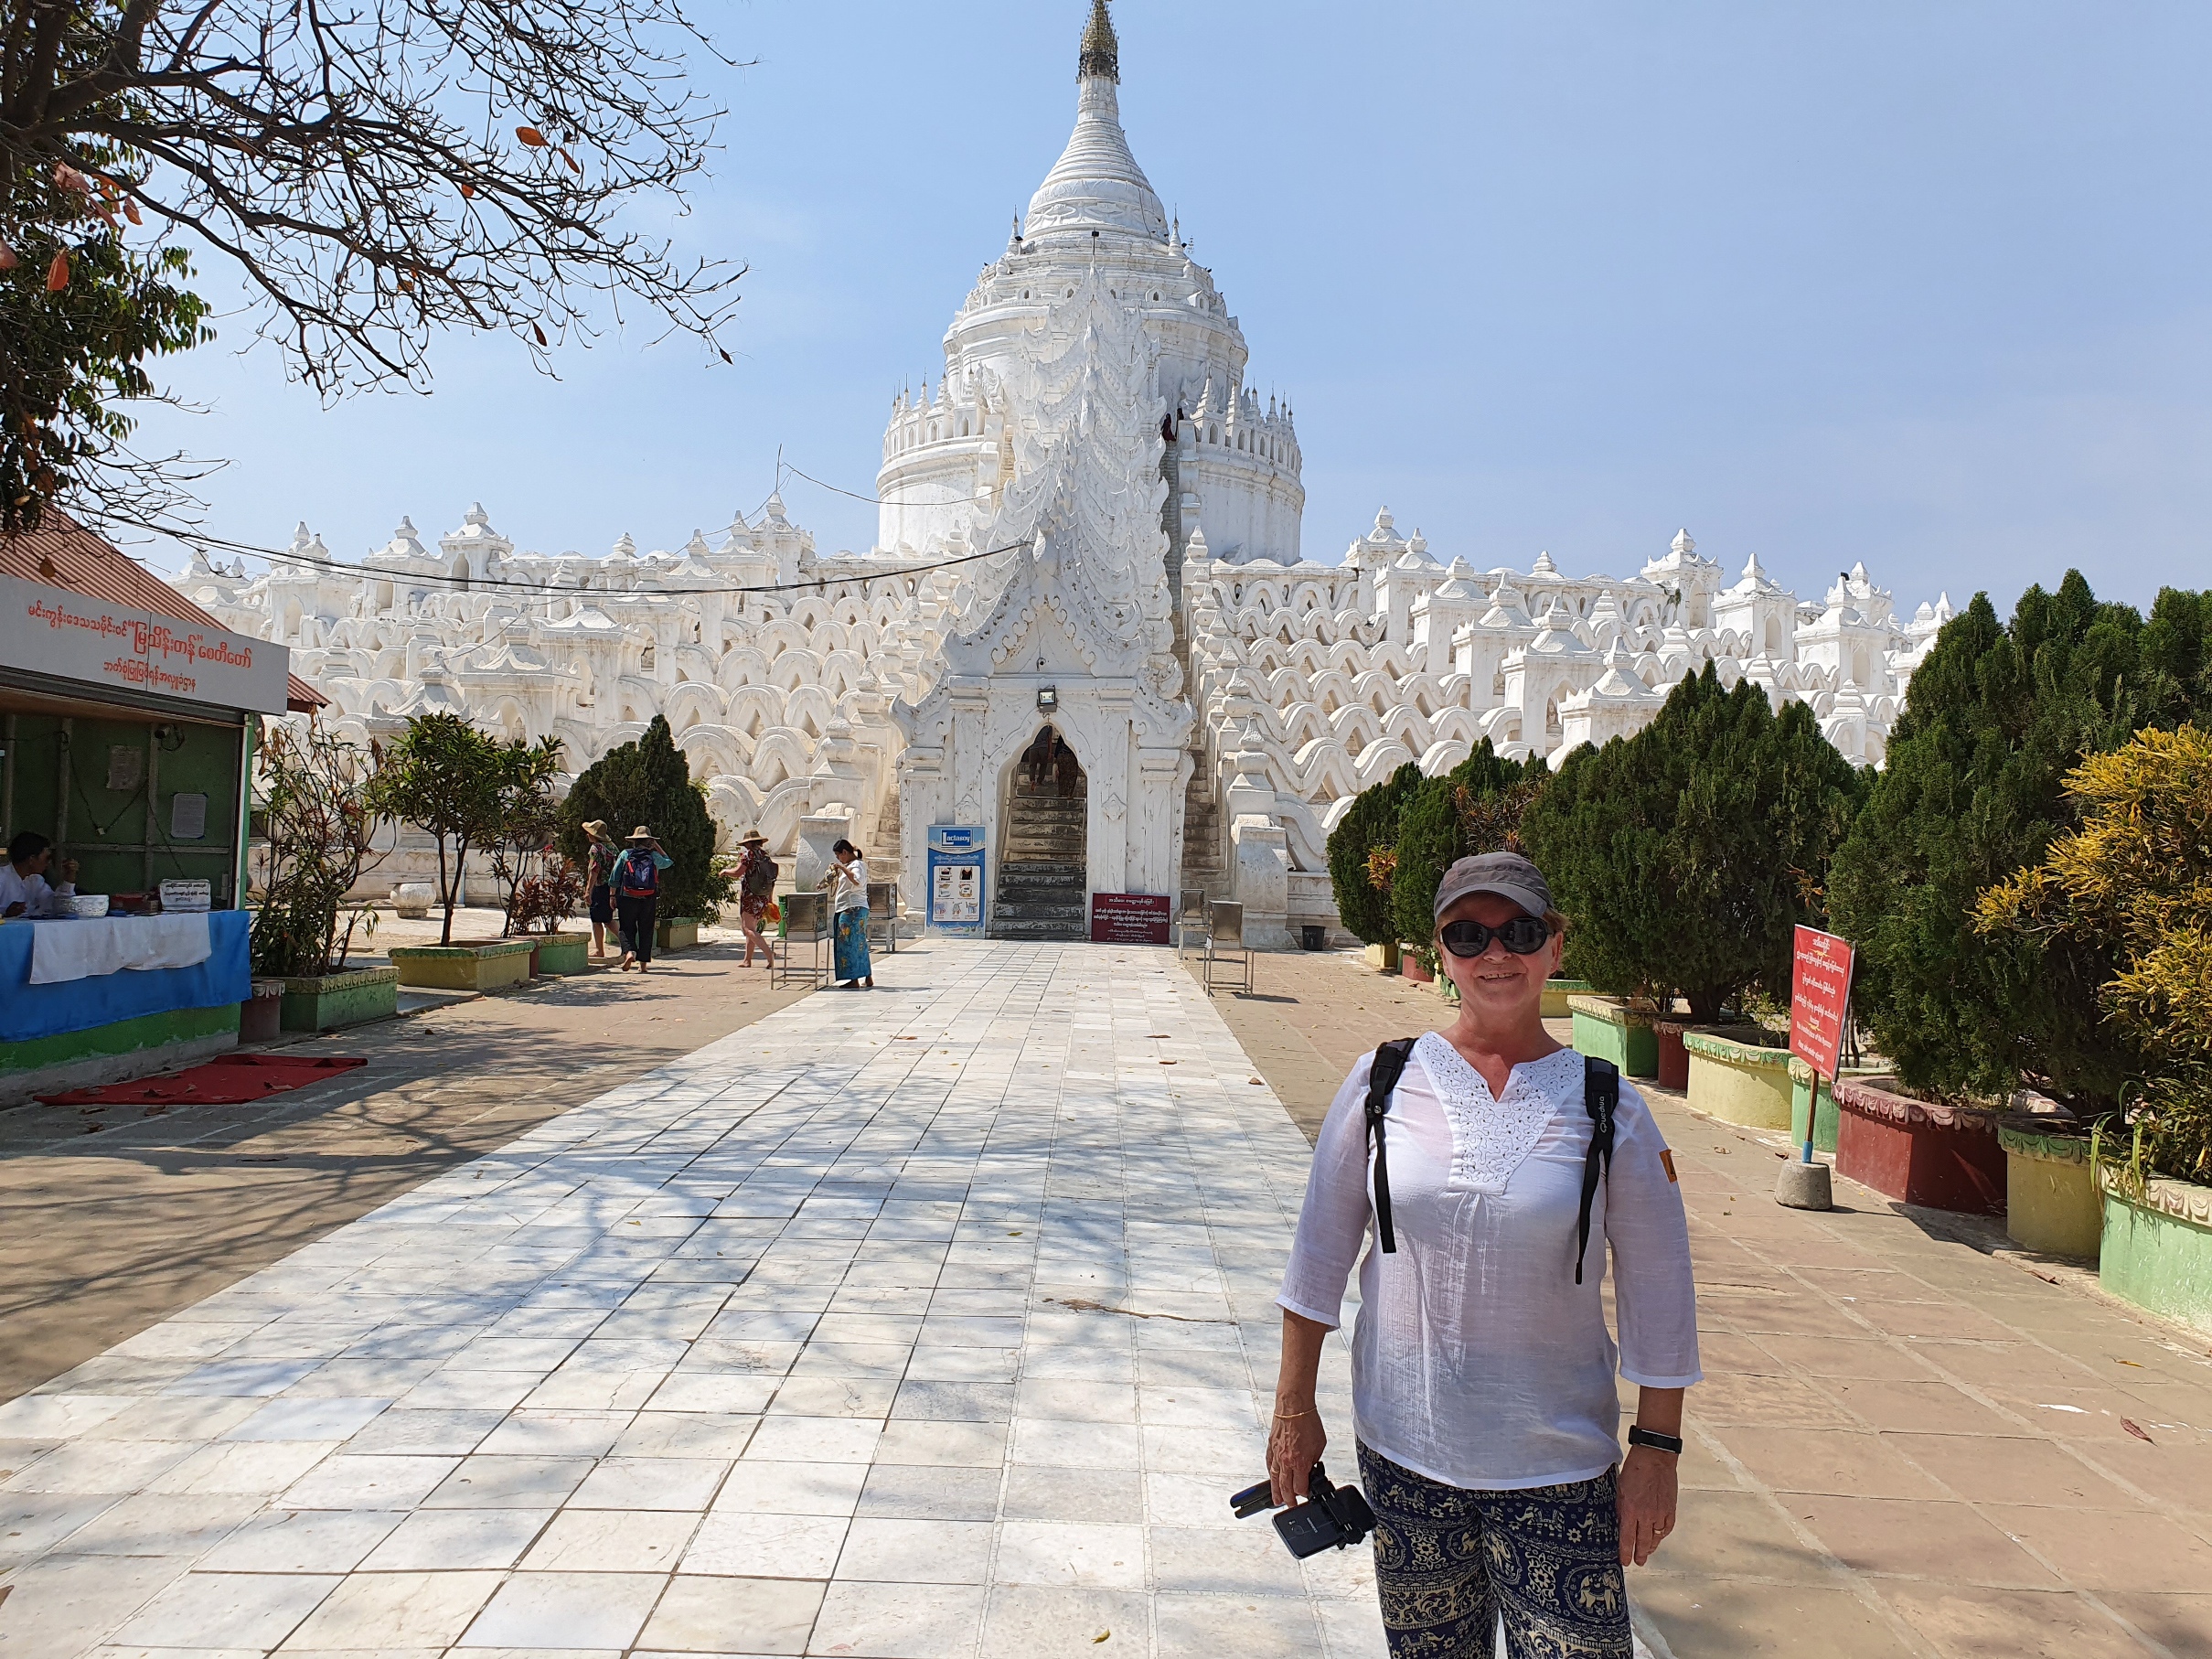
{"left": 1576, "top": 1055, "right": 1619, "bottom": 1284}
{"left": 1362, "top": 1039, "right": 1619, "bottom": 1279}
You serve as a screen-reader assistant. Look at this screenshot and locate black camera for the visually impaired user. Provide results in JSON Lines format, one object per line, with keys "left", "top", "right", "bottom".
{"left": 1228, "top": 1461, "right": 1377, "bottom": 1558}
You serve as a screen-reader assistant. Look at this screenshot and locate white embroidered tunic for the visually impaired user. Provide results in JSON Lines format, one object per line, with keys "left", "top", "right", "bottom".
{"left": 1277, "top": 1034, "right": 1702, "bottom": 1491}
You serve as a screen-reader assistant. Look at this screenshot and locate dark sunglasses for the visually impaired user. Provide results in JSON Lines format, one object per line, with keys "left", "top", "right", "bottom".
{"left": 1439, "top": 915, "right": 1552, "bottom": 958}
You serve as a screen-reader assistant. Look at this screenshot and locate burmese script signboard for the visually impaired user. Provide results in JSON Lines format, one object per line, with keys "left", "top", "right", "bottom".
{"left": 1090, "top": 892, "right": 1171, "bottom": 946}
{"left": 1789, "top": 926, "right": 1856, "bottom": 1083}
{"left": 0, "top": 573, "right": 289, "bottom": 714}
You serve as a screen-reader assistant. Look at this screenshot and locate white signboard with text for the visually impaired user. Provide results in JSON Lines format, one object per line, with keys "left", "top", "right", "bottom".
{"left": 0, "top": 573, "right": 289, "bottom": 714}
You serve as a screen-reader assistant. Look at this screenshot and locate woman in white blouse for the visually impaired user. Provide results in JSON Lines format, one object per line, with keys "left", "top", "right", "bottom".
{"left": 1272, "top": 851, "right": 1700, "bottom": 1658}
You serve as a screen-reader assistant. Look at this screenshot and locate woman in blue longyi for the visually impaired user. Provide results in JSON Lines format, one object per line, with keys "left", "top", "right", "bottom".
{"left": 826, "top": 838, "right": 873, "bottom": 990}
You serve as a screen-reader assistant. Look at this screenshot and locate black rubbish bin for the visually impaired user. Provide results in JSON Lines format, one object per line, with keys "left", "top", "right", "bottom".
{"left": 1300, "top": 925, "right": 1326, "bottom": 951}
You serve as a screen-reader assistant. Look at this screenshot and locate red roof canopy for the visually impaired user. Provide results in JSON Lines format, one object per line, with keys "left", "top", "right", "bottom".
{"left": 1, "top": 511, "right": 324, "bottom": 712}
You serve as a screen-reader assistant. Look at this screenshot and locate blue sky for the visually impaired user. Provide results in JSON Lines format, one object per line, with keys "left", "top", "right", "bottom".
{"left": 131, "top": 1, "right": 2210, "bottom": 613}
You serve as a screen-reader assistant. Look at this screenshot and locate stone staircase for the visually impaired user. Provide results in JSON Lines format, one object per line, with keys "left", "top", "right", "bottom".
{"left": 990, "top": 792, "right": 1088, "bottom": 940}
{"left": 1178, "top": 762, "right": 1224, "bottom": 902}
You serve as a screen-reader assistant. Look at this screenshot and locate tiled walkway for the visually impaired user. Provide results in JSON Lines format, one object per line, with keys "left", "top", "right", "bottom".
{"left": 0, "top": 941, "right": 1385, "bottom": 1658}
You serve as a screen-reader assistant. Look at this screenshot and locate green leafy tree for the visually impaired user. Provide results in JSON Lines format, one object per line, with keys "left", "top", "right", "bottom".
{"left": 556, "top": 715, "right": 730, "bottom": 922}
{"left": 1389, "top": 743, "right": 1539, "bottom": 952}
{"left": 374, "top": 712, "right": 504, "bottom": 946}
{"left": 1976, "top": 725, "right": 2212, "bottom": 1179}
{"left": 486, "top": 736, "right": 566, "bottom": 936}
{"left": 249, "top": 720, "right": 392, "bottom": 976}
{"left": 1326, "top": 761, "right": 1422, "bottom": 946}
{"left": 1523, "top": 664, "right": 1864, "bottom": 1022}
{"left": 1830, "top": 573, "right": 2209, "bottom": 1109}
{"left": 2, "top": 149, "right": 210, "bottom": 532}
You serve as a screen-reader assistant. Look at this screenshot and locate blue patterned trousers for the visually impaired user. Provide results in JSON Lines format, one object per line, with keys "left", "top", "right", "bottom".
{"left": 1357, "top": 1440, "right": 1631, "bottom": 1659}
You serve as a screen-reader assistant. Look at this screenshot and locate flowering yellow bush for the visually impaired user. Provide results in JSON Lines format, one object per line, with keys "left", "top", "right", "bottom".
{"left": 1977, "top": 725, "right": 2212, "bottom": 1181}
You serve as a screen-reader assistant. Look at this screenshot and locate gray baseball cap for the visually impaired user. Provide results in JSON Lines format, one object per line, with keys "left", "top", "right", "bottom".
{"left": 1433, "top": 851, "right": 1555, "bottom": 926}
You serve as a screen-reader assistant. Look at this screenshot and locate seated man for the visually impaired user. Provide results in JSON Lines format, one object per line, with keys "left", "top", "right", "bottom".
{"left": 0, "top": 832, "right": 80, "bottom": 918}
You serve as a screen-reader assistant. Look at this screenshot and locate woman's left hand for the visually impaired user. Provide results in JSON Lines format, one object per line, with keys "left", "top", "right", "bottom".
{"left": 1616, "top": 1445, "right": 1679, "bottom": 1566}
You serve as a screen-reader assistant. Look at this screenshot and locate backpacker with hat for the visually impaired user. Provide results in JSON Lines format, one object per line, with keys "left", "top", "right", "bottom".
{"left": 617, "top": 831, "right": 662, "bottom": 900}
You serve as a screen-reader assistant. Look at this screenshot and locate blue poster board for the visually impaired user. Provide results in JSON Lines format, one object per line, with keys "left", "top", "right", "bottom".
{"left": 925, "top": 826, "right": 988, "bottom": 936}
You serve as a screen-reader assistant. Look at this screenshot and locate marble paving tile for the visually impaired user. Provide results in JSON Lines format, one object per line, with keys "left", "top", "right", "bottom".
{"left": 0, "top": 943, "right": 1395, "bottom": 1658}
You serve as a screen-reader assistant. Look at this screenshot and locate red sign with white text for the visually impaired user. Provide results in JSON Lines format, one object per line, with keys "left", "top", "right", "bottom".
{"left": 1789, "top": 926, "right": 1856, "bottom": 1083}
{"left": 1090, "top": 892, "right": 1171, "bottom": 946}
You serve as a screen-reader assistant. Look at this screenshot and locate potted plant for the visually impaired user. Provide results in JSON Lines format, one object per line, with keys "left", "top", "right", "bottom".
{"left": 1524, "top": 664, "right": 1864, "bottom": 1094}
{"left": 379, "top": 713, "right": 548, "bottom": 991}
{"left": 1980, "top": 723, "right": 2212, "bottom": 1293}
{"left": 248, "top": 719, "right": 401, "bottom": 1033}
{"left": 486, "top": 735, "right": 565, "bottom": 941}
{"left": 509, "top": 856, "right": 591, "bottom": 975}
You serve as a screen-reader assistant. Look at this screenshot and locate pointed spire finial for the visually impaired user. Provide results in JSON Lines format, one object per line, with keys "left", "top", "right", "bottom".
{"left": 1078, "top": 0, "right": 1118, "bottom": 83}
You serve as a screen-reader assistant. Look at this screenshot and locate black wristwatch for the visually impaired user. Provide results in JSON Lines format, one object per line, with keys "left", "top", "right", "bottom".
{"left": 1628, "top": 1426, "right": 1683, "bottom": 1456}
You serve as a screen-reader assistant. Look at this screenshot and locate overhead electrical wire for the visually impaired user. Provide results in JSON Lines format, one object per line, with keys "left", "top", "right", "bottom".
{"left": 151, "top": 460, "right": 1021, "bottom": 599}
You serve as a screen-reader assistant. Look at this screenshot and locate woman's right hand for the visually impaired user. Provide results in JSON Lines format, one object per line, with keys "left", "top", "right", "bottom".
{"left": 1267, "top": 1406, "right": 1328, "bottom": 1507}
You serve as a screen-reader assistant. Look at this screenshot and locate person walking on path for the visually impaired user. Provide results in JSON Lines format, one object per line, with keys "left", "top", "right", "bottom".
{"left": 735, "top": 830, "right": 778, "bottom": 969}
{"left": 1271, "top": 851, "right": 1701, "bottom": 1658}
{"left": 613, "top": 826, "right": 671, "bottom": 973}
{"left": 581, "top": 820, "right": 620, "bottom": 961}
{"left": 826, "top": 838, "right": 872, "bottom": 989}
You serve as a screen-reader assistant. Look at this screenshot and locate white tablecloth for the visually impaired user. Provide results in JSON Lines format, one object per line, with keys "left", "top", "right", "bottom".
{"left": 27, "top": 914, "right": 214, "bottom": 985}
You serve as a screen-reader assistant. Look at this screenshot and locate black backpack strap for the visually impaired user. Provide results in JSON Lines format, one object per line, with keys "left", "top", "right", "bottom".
{"left": 1363, "top": 1039, "right": 1418, "bottom": 1254}
{"left": 1576, "top": 1055, "right": 1619, "bottom": 1284}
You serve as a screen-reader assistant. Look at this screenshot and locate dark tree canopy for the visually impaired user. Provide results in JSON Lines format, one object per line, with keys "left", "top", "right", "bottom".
{"left": 1, "top": 0, "right": 742, "bottom": 532}
{"left": 557, "top": 714, "right": 728, "bottom": 922}
{"left": 1829, "top": 573, "right": 2211, "bottom": 1111}
{"left": 1389, "top": 742, "right": 1538, "bottom": 952}
{"left": 1326, "top": 760, "right": 1422, "bottom": 947}
{"left": 1523, "top": 663, "right": 1864, "bottom": 1022}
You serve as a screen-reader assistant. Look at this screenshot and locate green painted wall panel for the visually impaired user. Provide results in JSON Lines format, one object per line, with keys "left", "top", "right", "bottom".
{"left": 0, "top": 1001, "right": 239, "bottom": 1076}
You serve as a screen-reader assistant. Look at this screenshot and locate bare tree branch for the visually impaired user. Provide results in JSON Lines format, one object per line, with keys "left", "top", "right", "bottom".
{"left": 2, "top": 0, "right": 745, "bottom": 532}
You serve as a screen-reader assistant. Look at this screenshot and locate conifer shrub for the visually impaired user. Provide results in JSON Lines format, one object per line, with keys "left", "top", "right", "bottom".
{"left": 1388, "top": 743, "right": 1542, "bottom": 952}
{"left": 1522, "top": 664, "right": 1863, "bottom": 1022}
{"left": 1829, "top": 573, "right": 2209, "bottom": 1112}
{"left": 1326, "top": 761, "right": 1423, "bottom": 946}
{"left": 556, "top": 715, "right": 731, "bottom": 922}
{"left": 1976, "top": 725, "right": 2212, "bottom": 1182}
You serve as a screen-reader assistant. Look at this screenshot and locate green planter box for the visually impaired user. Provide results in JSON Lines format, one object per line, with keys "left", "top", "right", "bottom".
{"left": 1788, "top": 1058, "right": 1886, "bottom": 1153}
{"left": 0, "top": 1002, "right": 238, "bottom": 1084}
{"left": 278, "top": 967, "right": 401, "bottom": 1033}
{"left": 2100, "top": 1169, "right": 2212, "bottom": 1334}
{"left": 1683, "top": 1030, "right": 1792, "bottom": 1129}
{"left": 1998, "top": 1124, "right": 2102, "bottom": 1258}
{"left": 388, "top": 940, "right": 534, "bottom": 992}
{"left": 530, "top": 932, "right": 592, "bottom": 976}
{"left": 1540, "top": 978, "right": 1594, "bottom": 1020}
{"left": 656, "top": 917, "right": 702, "bottom": 953}
{"left": 1568, "top": 995, "right": 1660, "bottom": 1080}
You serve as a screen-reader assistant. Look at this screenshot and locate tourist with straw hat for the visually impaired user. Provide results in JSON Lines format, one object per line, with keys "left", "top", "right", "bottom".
{"left": 612, "top": 826, "right": 672, "bottom": 973}
{"left": 581, "top": 820, "right": 619, "bottom": 961}
{"left": 735, "top": 830, "right": 778, "bottom": 969}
